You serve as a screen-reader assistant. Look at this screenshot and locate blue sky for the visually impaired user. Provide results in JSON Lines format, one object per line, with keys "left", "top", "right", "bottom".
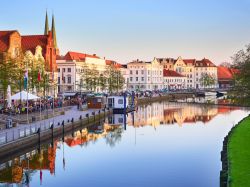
{"left": 1, "top": 0, "right": 250, "bottom": 64}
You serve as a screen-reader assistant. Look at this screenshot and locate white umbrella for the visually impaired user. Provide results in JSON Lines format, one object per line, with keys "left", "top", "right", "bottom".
{"left": 33, "top": 86, "right": 37, "bottom": 95}
{"left": 11, "top": 91, "right": 40, "bottom": 100}
{"left": 7, "top": 85, "right": 12, "bottom": 108}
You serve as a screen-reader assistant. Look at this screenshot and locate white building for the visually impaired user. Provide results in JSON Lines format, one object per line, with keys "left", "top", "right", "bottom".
{"left": 163, "top": 69, "right": 187, "bottom": 90}
{"left": 127, "top": 58, "right": 163, "bottom": 91}
{"left": 193, "top": 58, "right": 218, "bottom": 89}
{"left": 56, "top": 51, "right": 108, "bottom": 93}
{"left": 161, "top": 56, "right": 218, "bottom": 89}
{"left": 120, "top": 65, "right": 129, "bottom": 91}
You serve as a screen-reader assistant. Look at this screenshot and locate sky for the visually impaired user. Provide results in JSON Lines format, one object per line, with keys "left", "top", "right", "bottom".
{"left": 1, "top": 0, "right": 250, "bottom": 64}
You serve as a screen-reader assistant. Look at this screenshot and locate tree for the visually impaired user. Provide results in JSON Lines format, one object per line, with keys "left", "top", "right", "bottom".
{"left": 199, "top": 73, "right": 216, "bottom": 89}
{"left": 231, "top": 44, "right": 250, "bottom": 102}
{"left": 105, "top": 64, "right": 125, "bottom": 93}
{"left": 219, "top": 62, "right": 232, "bottom": 68}
{"left": 0, "top": 55, "right": 24, "bottom": 99}
{"left": 99, "top": 73, "right": 107, "bottom": 92}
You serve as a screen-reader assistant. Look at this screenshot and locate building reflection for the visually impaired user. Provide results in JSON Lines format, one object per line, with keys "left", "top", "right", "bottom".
{"left": 64, "top": 123, "right": 124, "bottom": 148}
{"left": 127, "top": 102, "right": 240, "bottom": 128}
{"left": 0, "top": 123, "right": 124, "bottom": 185}
{"left": 0, "top": 142, "right": 57, "bottom": 185}
{"left": 0, "top": 102, "right": 241, "bottom": 185}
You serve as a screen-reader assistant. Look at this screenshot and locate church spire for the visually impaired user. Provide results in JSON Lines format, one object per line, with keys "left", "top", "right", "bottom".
{"left": 51, "top": 14, "right": 58, "bottom": 49}
{"left": 44, "top": 10, "right": 49, "bottom": 35}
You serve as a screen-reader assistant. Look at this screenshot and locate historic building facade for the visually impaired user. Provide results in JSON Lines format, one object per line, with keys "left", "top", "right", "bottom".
{"left": 163, "top": 69, "right": 187, "bottom": 90}
{"left": 0, "top": 12, "right": 59, "bottom": 73}
{"left": 127, "top": 58, "right": 163, "bottom": 91}
{"left": 56, "top": 51, "right": 107, "bottom": 92}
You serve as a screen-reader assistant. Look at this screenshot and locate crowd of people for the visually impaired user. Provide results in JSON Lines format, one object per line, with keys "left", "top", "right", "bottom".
{"left": 0, "top": 97, "right": 86, "bottom": 115}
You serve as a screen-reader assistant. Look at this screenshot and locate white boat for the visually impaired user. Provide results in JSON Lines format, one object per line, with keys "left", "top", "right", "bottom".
{"left": 205, "top": 91, "right": 217, "bottom": 96}
{"left": 107, "top": 96, "right": 129, "bottom": 113}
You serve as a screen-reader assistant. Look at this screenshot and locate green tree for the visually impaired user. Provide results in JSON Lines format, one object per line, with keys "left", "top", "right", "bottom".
{"left": 105, "top": 65, "right": 125, "bottom": 93}
{"left": 231, "top": 44, "right": 250, "bottom": 103}
{"left": 0, "top": 55, "right": 24, "bottom": 99}
{"left": 199, "top": 73, "right": 216, "bottom": 89}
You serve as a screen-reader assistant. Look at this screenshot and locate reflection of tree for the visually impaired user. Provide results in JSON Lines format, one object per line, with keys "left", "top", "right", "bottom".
{"left": 104, "top": 127, "right": 123, "bottom": 147}
{"left": 0, "top": 143, "right": 57, "bottom": 185}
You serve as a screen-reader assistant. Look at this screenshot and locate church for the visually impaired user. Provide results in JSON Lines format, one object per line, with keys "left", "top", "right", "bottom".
{"left": 0, "top": 11, "right": 59, "bottom": 73}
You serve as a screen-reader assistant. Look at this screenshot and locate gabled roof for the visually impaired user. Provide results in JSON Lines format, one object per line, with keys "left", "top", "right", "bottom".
{"left": 0, "top": 30, "right": 18, "bottom": 52}
{"left": 163, "top": 69, "right": 185, "bottom": 77}
{"left": 217, "top": 66, "right": 233, "bottom": 79}
{"left": 183, "top": 59, "right": 196, "bottom": 65}
{"left": 63, "top": 51, "right": 100, "bottom": 61}
{"left": 217, "top": 66, "right": 239, "bottom": 80}
{"left": 195, "top": 58, "right": 216, "bottom": 67}
{"left": 21, "top": 35, "right": 48, "bottom": 55}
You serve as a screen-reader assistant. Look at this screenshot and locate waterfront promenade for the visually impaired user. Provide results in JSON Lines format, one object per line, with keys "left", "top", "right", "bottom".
{"left": 0, "top": 106, "right": 104, "bottom": 147}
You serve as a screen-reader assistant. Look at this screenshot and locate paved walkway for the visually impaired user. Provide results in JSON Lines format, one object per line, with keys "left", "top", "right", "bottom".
{"left": 0, "top": 106, "right": 104, "bottom": 146}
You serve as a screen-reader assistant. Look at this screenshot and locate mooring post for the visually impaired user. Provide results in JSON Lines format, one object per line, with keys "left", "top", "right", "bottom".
{"left": 50, "top": 123, "right": 54, "bottom": 139}
{"left": 98, "top": 110, "right": 101, "bottom": 121}
{"left": 86, "top": 114, "right": 89, "bottom": 123}
{"left": 92, "top": 111, "right": 95, "bottom": 121}
{"left": 37, "top": 127, "right": 41, "bottom": 147}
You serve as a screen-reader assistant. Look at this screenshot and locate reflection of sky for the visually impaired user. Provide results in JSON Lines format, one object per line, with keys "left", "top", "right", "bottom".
{"left": 1, "top": 104, "right": 249, "bottom": 187}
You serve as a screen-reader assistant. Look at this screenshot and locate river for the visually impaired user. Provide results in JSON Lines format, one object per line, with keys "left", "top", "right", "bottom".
{"left": 0, "top": 102, "right": 248, "bottom": 187}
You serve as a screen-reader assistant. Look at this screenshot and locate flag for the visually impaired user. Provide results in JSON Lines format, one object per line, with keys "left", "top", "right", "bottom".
{"left": 24, "top": 69, "right": 28, "bottom": 90}
{"left": 38, "top": 70, "right": 41, "bottom": 82}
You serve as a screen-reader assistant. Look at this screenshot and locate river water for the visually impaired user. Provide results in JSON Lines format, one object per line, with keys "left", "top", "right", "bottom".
{"left": 0, "top": 102, "right": 248, "bottom": 187}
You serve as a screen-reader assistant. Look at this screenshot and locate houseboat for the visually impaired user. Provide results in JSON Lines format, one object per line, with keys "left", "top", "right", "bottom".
{"left": 107, "top": 95, "right": 135, "bottom": 114}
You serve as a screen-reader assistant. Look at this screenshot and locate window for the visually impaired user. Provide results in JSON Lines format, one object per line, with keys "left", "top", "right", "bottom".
{"left": 141, "top": 70, "right": 144, "bottom": 74}
{"left": 136, "top": 77, "right": 138, "bottom": 81}
{"left": 130, "top": 70, "right": 133, "bottom": 74}
{"left": 130, "top": 77, "right": 133, "bottom": 81}
{"left": 118, "top": 99, "right": 123, "bottom": 104}
{"left": 67, "top": 76, "right": 71, "bottom": 84}
{"left": 136, "top": 70, "right": 138, "bottom": 75}
{"left": 68, "top": 68, "right": 71, "bottom": 72}
{"left": 141, "top": 77, "right": 144, "bottom": 81}
{"left": 58, "top": 77, "right": 60, "bottom": 84}
{"left": 63, "top": 68, "right": 65, "bottom": 72}
{"left": 58, "top": 68, "right": 60, "bottom": 72}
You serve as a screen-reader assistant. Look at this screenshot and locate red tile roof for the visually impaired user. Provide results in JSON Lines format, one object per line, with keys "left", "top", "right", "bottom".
{"left": 0, "top": 30, "right": 17, "bottom": 52}
{"left": 217, "top": 66, "right": 240, "bottom": 80}
{"left": 65, "top": 137, "right": 87, "bottom": 147}
{"left": 62, "top": 51, "right": 100, "bottom": 61}
{"left": 21, "top": 35, "right": 48, "bottom": 55}
{"left": 195, "top": 58, "right": 216, "bottom": 67}
{"left": 217, "top": 66, "right": 233, "bottom": 79}
{"left": 163, "top": 69, "right": 185, "bottom": 77}
{"left": 183, "top": 59, "right": 196, "bottom": 65}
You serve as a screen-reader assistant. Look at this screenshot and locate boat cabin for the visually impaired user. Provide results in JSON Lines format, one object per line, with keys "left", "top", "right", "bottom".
{"left": 107, "top": 96, "right": 128, "bottom": 110}
{"left": 87, "top": 96, "right": 106, "bottom": 109}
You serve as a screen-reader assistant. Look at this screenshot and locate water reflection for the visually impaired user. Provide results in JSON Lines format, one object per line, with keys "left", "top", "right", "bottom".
{"left": 0, "top": 143, "right": 56, "bottom": 186}
{"left": 0, "top": 102, "right": 247, "bottom": 187}
{"left": 127, "top": 102, "right": 240, "bottom": 127}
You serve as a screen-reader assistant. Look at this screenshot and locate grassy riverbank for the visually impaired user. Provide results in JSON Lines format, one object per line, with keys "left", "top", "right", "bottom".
{"left": 228, "top": 115, "right": 250, "bottom": 186}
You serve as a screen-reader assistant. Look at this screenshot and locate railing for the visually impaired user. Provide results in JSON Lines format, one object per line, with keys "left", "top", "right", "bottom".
{"left": 0, "top": 107, "right": 111, "bottom": 147}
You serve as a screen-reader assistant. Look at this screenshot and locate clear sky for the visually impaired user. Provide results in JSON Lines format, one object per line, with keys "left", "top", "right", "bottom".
{"left": 1, "top": 0, "right": 250, "bottom": 64}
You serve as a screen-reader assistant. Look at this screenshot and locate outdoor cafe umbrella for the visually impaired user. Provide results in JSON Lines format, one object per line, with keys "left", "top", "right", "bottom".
{"left": 11, "top": 91, "right": 40, "bottom": 101}
{"left": 7, "top": 85, "right": 11, "bottom": 108}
